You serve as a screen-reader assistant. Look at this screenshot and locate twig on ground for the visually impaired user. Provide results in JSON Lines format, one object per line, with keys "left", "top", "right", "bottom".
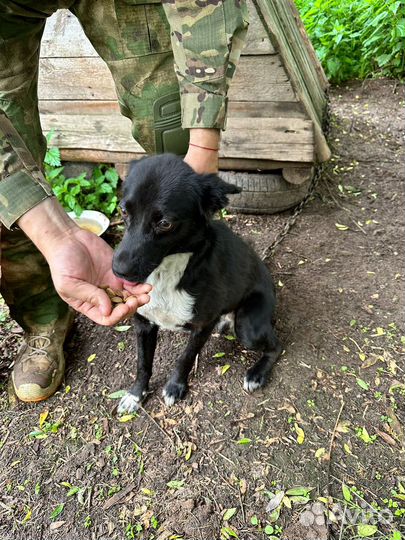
{"left": 109, "top": 218, "right": 124, "bottom": 227}
{"left": 139, "top": 406, "right": 175, "bottom": 449}
{"left": 102, "top": 481, "right": 136, "bottom": 510}
{"left": 238, "top": 486, "right": 246, "bottom": 523}
{"left": 193, "top": 354, "right": 199, "bottom": 378}
{"left": 327, "top": 400, "right": 345, "bottom": 540}
{"left": 338, "top": 503, "right": 347, "bottom": 540}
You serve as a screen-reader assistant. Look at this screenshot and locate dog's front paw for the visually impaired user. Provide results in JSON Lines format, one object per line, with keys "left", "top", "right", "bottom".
{"left": 244, "top": 367, "right": 267, "bottom": 393}
{"left": 162, "top": 380, "right": 187, "bottom": 407}
{"left": 118, "top": 392, "right": 143, "bottom": 414}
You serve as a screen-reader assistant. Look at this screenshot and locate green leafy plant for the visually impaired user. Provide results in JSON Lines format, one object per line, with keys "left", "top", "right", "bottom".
{"left": 44, "top": 131, "right": 120, "bottom": 217}
{"left": 295, "top": 0, "right": 405, "bottom": 82}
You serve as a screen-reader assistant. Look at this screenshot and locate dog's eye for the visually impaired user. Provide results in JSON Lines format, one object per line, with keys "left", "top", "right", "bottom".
{"left": 157, "top": 219, "right": 173, "bottom": 232}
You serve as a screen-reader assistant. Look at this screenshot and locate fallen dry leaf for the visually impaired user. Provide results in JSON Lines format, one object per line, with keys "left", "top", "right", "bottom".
{"left": 266, "top": 491, "right": 285, "bottom": 512}
{"left": 50, "top": 521, "right": 65, "bottom": 531}
{"left": 376, "top": 430, "right": 397, "bottom": 447}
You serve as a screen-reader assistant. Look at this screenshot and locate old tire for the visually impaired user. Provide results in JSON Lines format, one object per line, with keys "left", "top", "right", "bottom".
{"left": 220, "top": 171, "right": 311, "bottom": 215}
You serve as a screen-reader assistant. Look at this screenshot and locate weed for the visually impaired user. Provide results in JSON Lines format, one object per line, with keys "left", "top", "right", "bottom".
{"left": 44, "top": 131, "right": 119, "bottom": 217}
{"left": 296, "top": 0, "right": 405, "bottom": 81}
{"left": 167, "top": 479, "right": 185, "bottom": 490}
{"left": 355, "top": 426, "right": 377, "bottom": 444}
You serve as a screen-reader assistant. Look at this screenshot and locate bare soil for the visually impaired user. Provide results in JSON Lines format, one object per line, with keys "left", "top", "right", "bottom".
{"left": 0, "top": 79, "right": 404, "bottom": 540}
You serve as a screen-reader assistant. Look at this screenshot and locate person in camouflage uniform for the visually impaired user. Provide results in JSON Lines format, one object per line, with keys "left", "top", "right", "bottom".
{"left": 0, "top": 0, "right": 249, "bottom": 402}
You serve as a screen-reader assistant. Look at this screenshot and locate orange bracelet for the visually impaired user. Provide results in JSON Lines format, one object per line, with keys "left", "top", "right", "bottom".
{"left": 189, "top": 142, "right": 219, "bottom": 151}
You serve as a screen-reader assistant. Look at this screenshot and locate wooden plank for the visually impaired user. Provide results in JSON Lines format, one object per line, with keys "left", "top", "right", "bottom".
{"left": 60, "top": 148, "right": 144, "bottom": 163}
{"left": 41, "top": 5, "right": 275, "bottom": 57}
{"left": 276, "top": 0, "right": 326, "bottom": 116}
{"left": 38, "top": 55, "right": 297, "bottom": 102}
{"left": 229, "top": 56, "right": 297, "bottom": 101}
{"left": 222, "top": 117, "right": 314, "bottom": 161}
{"left": 41, "top": 112, "right": 313, "bottom": 161}
{"left": 41, "top": 10, "right": 98, "bottom": 58}
{"left": 39, "top": 99, "right": 307, "bottom": 118}
{"left": 244, "top": 0, "right": 275, "bottom": 54}
{"left": 229, "top": 100, "right": 306, "bottom": 118}
{"left": 60, "top": 148, "right": 312, "bottom": 171}
{"left": 39, "top": 100, "right": 119, "bottom": 115}
{"left": 38, "top": 58, "right": 116, "bottom": 100}
{"left": 285, "top": 0, "right": 328, "bottom": 90}
{"left": 40, "top": 113, "right": 144, "bottom": 152}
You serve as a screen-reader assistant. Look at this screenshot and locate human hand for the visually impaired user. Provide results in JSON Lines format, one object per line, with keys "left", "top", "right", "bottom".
{"left": 46, "top": 228, "right": 151, "bottom": 325}
{"left": 18, "top": 198, "right": 151, "bottom": 325}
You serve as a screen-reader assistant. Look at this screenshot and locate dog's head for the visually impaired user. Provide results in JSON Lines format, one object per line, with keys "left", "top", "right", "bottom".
{"left": 112, "top": 154, "right": 241, "bottom": 282}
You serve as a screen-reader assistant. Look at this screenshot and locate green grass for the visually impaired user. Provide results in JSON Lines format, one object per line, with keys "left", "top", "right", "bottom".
{"left": 295, "top": 0, "right": 405, "bottom": 82}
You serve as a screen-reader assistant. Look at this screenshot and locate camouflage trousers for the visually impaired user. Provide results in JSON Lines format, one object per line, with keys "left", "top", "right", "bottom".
{"left": 0, "top": 0, "right": 185, "bottom": 330}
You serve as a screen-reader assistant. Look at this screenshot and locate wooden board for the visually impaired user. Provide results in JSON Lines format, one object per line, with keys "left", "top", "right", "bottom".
{"left": 245, "top": 0, "right": 275, "bottom": 54}
{"left": 40, "top": 110, "right": 313, "bottom": 161}
{"left": 285, "top": 0, "right": 328, "bottom": 90}
{"left": 40, "top": 99, "right": 307, "bottom": 118}
{"left": 228, "top": 100, "right": 306, "bottom": 118}
{"left": 40, "top": 113, "right": 143, "bottom": 152}
{"left": 40, "top": 3, "right": 275, "bottom": 58}
{"left": 38, "top": 55, "right": 297, "bottom": 102}
{"left": 60, "top": 148, "right": 312, "bottom": 172}
{"left": 221, "top": 117, "right": 314, "bottom": 161}
{"left": 39, "top": 100, "right": 119, "bottom": 115}
{"left": 41, "top": 10, "right": 98, "bottom": 58}
{"left": 276, "top": 0, "right": 326, "bottom": 114}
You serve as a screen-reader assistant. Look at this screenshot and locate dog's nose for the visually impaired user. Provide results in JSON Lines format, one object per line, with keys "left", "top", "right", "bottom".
{"left": 112, "top": 250, "right": 133, "bottom": 279}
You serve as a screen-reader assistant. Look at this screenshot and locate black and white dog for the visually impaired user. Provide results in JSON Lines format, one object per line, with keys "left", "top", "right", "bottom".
{"left": 112, "top": 154, "right": 282, "bottom": 414}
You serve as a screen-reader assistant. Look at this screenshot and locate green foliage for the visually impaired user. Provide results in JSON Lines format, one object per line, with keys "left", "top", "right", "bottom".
{"left": 44, "top": 131, "right": 119, "bottom": 217}
{"left": 295, "top": 0, "right": 405, "bottom": 81}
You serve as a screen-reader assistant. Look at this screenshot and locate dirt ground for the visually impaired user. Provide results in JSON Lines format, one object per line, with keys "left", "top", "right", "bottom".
{"left": 0, "top": 79, "right": 404, "bottom": 540}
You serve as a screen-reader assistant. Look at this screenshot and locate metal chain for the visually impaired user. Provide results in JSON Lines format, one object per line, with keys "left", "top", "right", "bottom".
{"left": 261, "top": 94, "right": 332, "bottom": 261}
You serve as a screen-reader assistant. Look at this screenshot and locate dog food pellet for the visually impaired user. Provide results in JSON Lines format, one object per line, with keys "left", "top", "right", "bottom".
{"left": 101, "top": 286, "right": 130, "bottom": 306}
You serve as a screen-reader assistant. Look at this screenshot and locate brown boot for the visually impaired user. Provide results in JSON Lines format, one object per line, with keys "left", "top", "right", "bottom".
{"left": 11, "top": 309, "right": 75, "bottom": 402}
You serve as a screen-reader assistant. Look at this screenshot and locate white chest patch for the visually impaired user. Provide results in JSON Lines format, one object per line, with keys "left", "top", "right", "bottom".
{"left": 137, "top": 252, "right": 195, "bottom": 330}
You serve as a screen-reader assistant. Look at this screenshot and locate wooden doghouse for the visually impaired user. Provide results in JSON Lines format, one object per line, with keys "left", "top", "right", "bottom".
{"left": 39, "top": 0, "right": 330, "bottom": 185}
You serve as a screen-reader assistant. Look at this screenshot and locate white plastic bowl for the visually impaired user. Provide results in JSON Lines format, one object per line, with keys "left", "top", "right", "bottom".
{"left": 67, "top": 210, "right": 110, "bottom": 236}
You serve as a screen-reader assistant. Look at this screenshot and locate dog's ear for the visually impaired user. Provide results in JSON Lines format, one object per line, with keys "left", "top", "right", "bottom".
{"left": 126, "top": 158, "right": 144, "bottom": 179}
{"left": 200, "top": 174, "right": 242, "bottom": 215}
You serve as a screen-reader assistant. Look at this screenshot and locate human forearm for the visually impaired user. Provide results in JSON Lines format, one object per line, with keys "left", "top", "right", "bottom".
{"left": 18, "top": 196, "right": 77, "bottom": 258}
{"left": 184, "top": 128, "right": 220, "bottom": 173}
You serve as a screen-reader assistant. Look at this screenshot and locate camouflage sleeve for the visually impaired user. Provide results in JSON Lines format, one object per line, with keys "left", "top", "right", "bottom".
{"left": 0, "top": 112, "right": 53, "bottom": 230}
{"left": 162, "top": 0, "right": 249, "bottom": 130}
